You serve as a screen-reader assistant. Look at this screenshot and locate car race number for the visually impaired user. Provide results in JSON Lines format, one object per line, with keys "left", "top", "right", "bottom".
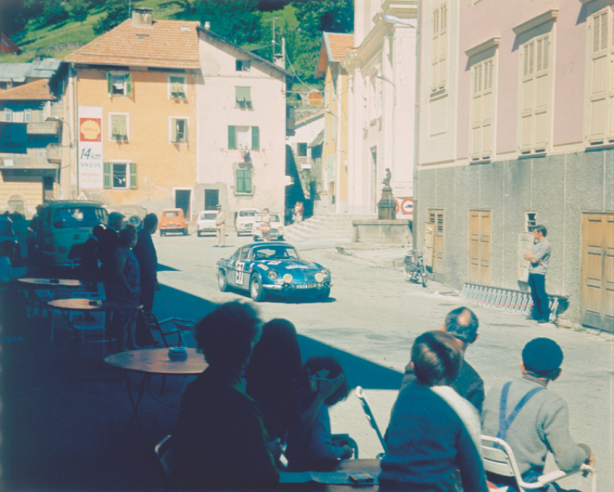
{"left": 235, "top": 262, "right": 245, "bottom": 285}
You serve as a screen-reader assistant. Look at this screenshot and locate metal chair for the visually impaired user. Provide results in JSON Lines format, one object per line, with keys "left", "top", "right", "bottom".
{"left": 481, "top": 435, "right": 596, "bottom": 492}
{"left": 154, "top": 434, "right": 180, "bottom": 490}
{"left": 140, "top": 312, "right": 191, "bottom": 348}
{"left": 68, "top": 291, "right": 108, "bottom": 357}
{"left": 355, "top": 386, "right": 387, "bottom": 457}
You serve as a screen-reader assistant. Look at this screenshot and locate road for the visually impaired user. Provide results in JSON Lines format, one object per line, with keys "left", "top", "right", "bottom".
{"left": 152, "top": 231, "right": 613, "bottom": 491}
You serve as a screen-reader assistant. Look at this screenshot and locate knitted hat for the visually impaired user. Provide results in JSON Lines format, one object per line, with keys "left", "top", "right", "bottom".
{"left": 522, "top": 338, "right": 563, "bottom": 376}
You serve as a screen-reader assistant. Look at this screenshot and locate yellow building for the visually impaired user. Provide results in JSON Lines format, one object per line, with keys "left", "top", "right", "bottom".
{"left": 64, "top": 7, "right": 200, "bottom": 219}
{"left": 315, "top": 32, "right": 353, "bottom": 213}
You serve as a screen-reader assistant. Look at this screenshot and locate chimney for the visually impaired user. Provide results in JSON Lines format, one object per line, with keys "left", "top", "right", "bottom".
{"left": 132, "top": 7, "right": 153, "bottom": 27}
{"left": 204, "top": 21, "right": 210, "bottom": 30}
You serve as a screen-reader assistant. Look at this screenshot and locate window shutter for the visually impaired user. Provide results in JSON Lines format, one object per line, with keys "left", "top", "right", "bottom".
{"left": 107, "top": 73, "right": 112, "bottom": 94}
{"left": 103, "top": 162, "right": 111, "bottom": 189}
{"left": 520, "top": 41, "right": 535, "bottom": 152}
{"left": 251, "top": 126, "right": 260, "bottom": 150}
{"left": 533, "top": 35, "right": 550, "bottom": 151}
{"left": 438, "top": 4, "right": 447, "bottom": 89}
{"left": 4, "top": 108, "right": 11, "bottom": 122}
{"left": 244, "top": 87, "right": 252, "bottom": 103}
{"left": 245, "top": 169, "right": 252, "bottom": 193}
{"left": 431, "top": 9, "right": 439, "bottom": 91}
{"left": 481, "top": 60, "right": 494, "bottom": 158}
{"left": 236, "top": 169, "right": 246, "bottom": 193}
{"left": 182, "top": 120, "right": 188, "bottom": 143}
{"left": 228, "top": 126, "right": 236, "bottom": 149}
{"left": 129, "top": 162, "right": 137, "bottom": 189}
{"left": 589, "top": 11, "right": 610, "bottom": 142}
{"left": 171, "top": 119, "right": 178, "bottom": 142}
{"left": 126, "top": 74, "right": 133, "bottom": 95}
{"left": 471, "top": 64, "right": 483, "bottom": 159}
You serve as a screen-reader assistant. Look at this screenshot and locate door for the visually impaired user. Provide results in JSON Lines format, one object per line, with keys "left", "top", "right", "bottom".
{"left": 427, "top": 210, "right": 445, "bottom": 274}
{"left": 468, "top": 210, "right": 491, "bottom": 285}
{"left": 581, "top": 213, "right": 614, "bottom": 333}
{"left": 175, "top": 190, "right": 191, "bottom": 219}
{"left": 204, "top": 190, "right": 219, "bottom": 211}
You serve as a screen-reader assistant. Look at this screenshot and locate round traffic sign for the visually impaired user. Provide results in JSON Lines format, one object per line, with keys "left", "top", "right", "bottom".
{"left": 401, "top": 198, "right": 413, "bottom": 215}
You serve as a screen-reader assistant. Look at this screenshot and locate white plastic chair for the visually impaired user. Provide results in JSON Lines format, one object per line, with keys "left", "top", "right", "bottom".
{"left": 355, "top": 386, "right": 387, "bottom": 457}
{"left": 481, "top": 435, "right": 596, "bottom": 492}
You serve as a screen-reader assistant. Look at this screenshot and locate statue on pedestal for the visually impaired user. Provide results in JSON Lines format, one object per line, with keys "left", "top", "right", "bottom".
{"left": 378, "top": 168, "right": 396, "bottom": 220}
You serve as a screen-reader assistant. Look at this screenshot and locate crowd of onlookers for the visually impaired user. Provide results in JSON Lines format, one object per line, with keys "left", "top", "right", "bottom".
{"left": 171, "top": 302, "right": 595, "bottom": 492}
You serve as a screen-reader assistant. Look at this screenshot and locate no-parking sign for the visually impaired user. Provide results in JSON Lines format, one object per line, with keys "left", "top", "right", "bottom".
{"left": 401, "top": 198, "right": 414, "bottom": 215}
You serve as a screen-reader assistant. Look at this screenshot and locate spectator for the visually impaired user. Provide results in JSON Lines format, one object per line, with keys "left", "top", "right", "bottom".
{"left": 108, "top": 225, "right": 140, "bottom": 352}
{"left": 399, "top": 307, "right": 484, "bottom": 412}
{"left": 79, "top": 225, "right": 104, "bottom": 292}
{"left": 133, "top": 213, "right": 159, "bottom": 345}
{"left": 0, "top": 240, "right": 16, "bottom": 283}
{"left": 99, "top": 211, "right": 124, "bottom": 292}
{"left": 379, "top": 331, "right": 488, "bottom": 492}
{"left": 481, "top": 337, "right": 595, "bottom": 492}
{"left": 173, "top": 302, "right": 279, "bottom": 489}
{"left": 285, "top": 356, "right": 353, "bottom": 471}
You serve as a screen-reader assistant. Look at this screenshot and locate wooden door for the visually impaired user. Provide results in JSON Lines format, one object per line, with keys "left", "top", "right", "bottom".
{"left": 468, "top": 210, "right": 491, "bottom": 285}
{"left": 581, "top": 213, "right": 614, "bottom": 333}
{"left": 426, "top": 210, "right": 445, "bottom": 274}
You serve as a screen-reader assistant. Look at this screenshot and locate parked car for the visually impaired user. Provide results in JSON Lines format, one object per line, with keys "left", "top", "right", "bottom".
{"left": 0, "top": 215, "right": 20, "bottom": 263}
{"left": 196, "top": 211, "right": 218, "bottom": 237}
{"left": 112, "top": 205, "right": 147, "bottom": 231}
{"left": 37, "top": 201, "right": 108, "bottom": 268}
{"left": 252, "top": 212, "right": 284, "bottom": 241}
{"left": 159, "top": 208, "right": 188, "bottom": 236}
{"left": 216, "top": 241, "right": 332, "bottom": 302}
{"left": 235, "top": 208, "right": 260, "bottom": 236}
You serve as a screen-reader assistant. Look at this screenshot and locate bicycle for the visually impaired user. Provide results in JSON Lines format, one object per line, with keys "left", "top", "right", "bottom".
{"left": 404, "top": 249, "right": 428, "bottom": 288}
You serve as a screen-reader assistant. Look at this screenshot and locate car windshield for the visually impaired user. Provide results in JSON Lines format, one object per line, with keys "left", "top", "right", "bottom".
{"left": 253, "top": 245, "right": 300, "bottom": 261}
{"left": 0, "top": 221, "right": 13, "bottom": 235}
{"left": 239, "top": 210, "right": 258, "bottom": 217}
{"left": 53, "top": 207, "right": 106, "bottom": 228}
{"left": 256, "top": 214, "right": 280, "bottom": 223}
{"left": 200, "top": 213, "right": 217, "bottom": 220}
{"left": 164, "top": 211, "right": 179, "bottom": 217}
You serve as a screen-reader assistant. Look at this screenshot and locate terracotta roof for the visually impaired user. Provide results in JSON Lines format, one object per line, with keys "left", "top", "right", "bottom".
{"left": 0, "top": 33, "right": 21, "bottom": 55}
{"left": 0, "top": 79, "right": 56, "bottom": 100}
{"left": 324, "top": 32, "right": 355, "bottom": 62}
{"left": 65, "top": 19, "right": 201, "bottom": 69}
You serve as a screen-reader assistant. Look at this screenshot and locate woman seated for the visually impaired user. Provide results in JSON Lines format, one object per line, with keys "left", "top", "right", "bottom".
{"left": 173, "top": 302, "right": 279, "bottom": 490}
{"left": 379, "top": 331, "right": 488, "bottom": 492}
{"left": 285, "top": 356, "right": 354, "bottom": 471}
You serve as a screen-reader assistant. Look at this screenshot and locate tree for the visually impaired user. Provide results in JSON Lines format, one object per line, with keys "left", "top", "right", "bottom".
{"left": 0, "top": 0, "right": 27, "bottom": 36}
{"left": 70, "top": 0, "right": 89, "bottom": 23}
{"left": 42, "top": 0, "right": 69, "bottom": 26}
{"left": 93, "top": 0, "right": 129, "bottom": 35}
{"left": 293, "top": 0, "right": 353, "bottom": 37}
{"left": 193, "top": 0, "right": 263, "bottom": 46}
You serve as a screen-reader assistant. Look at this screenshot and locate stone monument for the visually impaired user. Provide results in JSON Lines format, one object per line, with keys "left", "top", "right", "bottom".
{"left": 378, "top": 168, "right": 396, "bottom": 220}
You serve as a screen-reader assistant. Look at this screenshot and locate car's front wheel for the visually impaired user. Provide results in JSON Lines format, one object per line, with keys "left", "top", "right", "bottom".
{"left": 217, "top": 269, "right": 229, "bottom": 292}
{"left": 250, "top": 275, "right": 266, "bottom": 302}
{"left": 316, "top": 287, "right": 331, "bottom": 301}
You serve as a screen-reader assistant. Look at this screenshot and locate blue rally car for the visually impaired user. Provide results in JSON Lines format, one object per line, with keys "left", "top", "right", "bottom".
{"left": 216, "top": 242, "right": 332, "bottom": 302}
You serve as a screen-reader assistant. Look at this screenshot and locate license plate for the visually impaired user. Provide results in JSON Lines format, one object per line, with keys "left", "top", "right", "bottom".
{"left": 295, "top": 284, "right": 316, "bottom": 289}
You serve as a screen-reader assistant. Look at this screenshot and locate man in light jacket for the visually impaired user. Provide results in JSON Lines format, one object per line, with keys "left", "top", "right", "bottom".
{"left": 215, "top": 204, "right": 225, "bottom": 247}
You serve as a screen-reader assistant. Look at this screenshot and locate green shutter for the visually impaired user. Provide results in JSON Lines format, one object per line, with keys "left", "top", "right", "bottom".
{"left": 107, "top": 73, "right": 112, "bottom": 94}
{"left": 126, "top": 74, "right": 133, "bottom": 95}
{"left": 129, "top": 162, "right": 137, "bottom": 189}
{"left": 228, "top": 126, "right": 236, "bottom": 149}
{"left": 103, "top": 162, "right": 112, "bottom": 189}
{"left": 236, "top": 169, "right": 245, "bottom": 193}
{"left": 245, "top": 169, "right": 252, "bottom": 193}
{"left": 251, "top": 126, "right": 260, "bottom": 150}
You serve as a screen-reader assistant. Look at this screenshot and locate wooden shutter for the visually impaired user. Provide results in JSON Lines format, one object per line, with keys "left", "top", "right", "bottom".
{"left": 103, "top": 162, "right": 111, "bottom": 189}
{"left": 245, "top": 169, "right": 252, "bottom": 193}
{"left": 431, "top": 8, "right": 440, "bottom": 91}
{"left": 251, "top": 126, "right": 260, "bottom": 150}
{"left": 126, "top": 74, "right": 133, "bottom": 95}
{"left": 481, "top": 59, "right": 494, "bottom": 157}
{"left": 471, "top": 63, "right": 483, "bottom": 159}
{"left": 520, "top": 40, "right": 535, "bottom": 153}
{"left": 438, "top": 3, "right": 447, "bottom": 90}
{"left": 129, "top": 162, "right": 137, "bottom": 189}
{"left": 533, "top": 35, "right": 550, "bottom": 152}
{"left": 468, "top": 210, "right": 491, "bottom": 285}
{"left": 588, "top": 12, "right": 609, "bottom": 142}
{"left": 228, "top": 126, "right": 236, "bottom": 149}
{"left": 106, "top": 73, "right": 112, "bottom": 94}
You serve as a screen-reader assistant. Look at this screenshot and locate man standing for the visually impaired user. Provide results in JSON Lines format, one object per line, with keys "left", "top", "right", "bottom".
{"left": 99, "top": 212, "right": 124, "bottom": 292}
{"left": 133, "top": 213, "right": 160, "bottom": 345}
{"left": 524, "top": 225, "right": 552, "bottom": 323}
{"left": 399, "top": 307, "right": 484, "bottom": 412}
{"left": 215, "top": 204, "right": 225, "bottom": 247}
{"left": 482, "top": 338, "right": 595, "bottom": 491}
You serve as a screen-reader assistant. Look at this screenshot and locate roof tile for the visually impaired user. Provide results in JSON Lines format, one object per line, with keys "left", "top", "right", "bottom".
{"left": 0, "top": 79, "right": 56, "bottom": 100}
{"left": 326, "top": 32, "right": 354, "bottom": 62}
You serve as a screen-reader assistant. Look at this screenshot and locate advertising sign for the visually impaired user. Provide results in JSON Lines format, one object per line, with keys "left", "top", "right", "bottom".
{"left": 0, "top": 122, "right": 27, "bottom": 153}
{"left": 78, "top": 106, "right": 103, "bottom": 189}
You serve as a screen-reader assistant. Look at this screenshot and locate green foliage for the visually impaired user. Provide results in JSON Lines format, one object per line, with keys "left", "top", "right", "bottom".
{"left": 70, "top": 0, "right": 90, "bottom": 23}
{"left": 93, "top": 0, "right": 130, "bottom": 35}
{"left": 194, "top": 0, "right": 262, "bottom": 46}
{"left": 42, "top": 0, "right": 70, "bottom": 26}
{"left": 0, "top": 0, "right": 27, "bottom": 36}
{"left": 293, "top": 0, "right": 353, "bottom": 37}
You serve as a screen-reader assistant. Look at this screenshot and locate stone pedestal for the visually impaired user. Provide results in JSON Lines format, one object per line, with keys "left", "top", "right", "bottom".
{"left": 352, "top": 219, "right": 412, "bottom": 245}
{"left": 378, "top": 185, "right": 395, "bottom": 220}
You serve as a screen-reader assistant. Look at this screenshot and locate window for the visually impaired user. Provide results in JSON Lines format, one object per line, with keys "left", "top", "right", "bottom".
{"left": 106, "top": 73, "right": 132, "bottom": 96}
{"left": 235, "top": 86, "right": 253, "bottom": 109}
{"left": 236, "top": 168, "right": 252, "bottom": 194}
{"left": 169, "top": 75, "right": 187, "bottom": 99}
{"left": 103, "top": 162, "right": 137, "bottom": 189}
{"left": 587, "top": 8, "right": 614, "bottom": 145}
{"left": 228, "top": 126, "right": 260, "bottom": 150}
{"left": 519, "top": 34, "right": 550, "bottom": 154}
{"left": 109, "top": 114, "right": 129, "bottom": 141}
{"left": 170, "top": 118, "right": 188, "bottom": 144}
{"left": 24, "top": 108, "right": 31, "bottom": 123}
{"left": 4, "top": 108, "right": 11, "bottom": 122}
{"left": 432, "top": 2, "right": 448, "bottom": 92}
{"left": 526, "top": 212, "right": 537, "bottom": 232}
{"left": 297, "top": 143, "right": 308, "bottom": 157}
{"left": 470, "top": 57, "right": 495, "bottom": 161}
{"left": 236, "top": 60, "right": 251, "bottom": 71}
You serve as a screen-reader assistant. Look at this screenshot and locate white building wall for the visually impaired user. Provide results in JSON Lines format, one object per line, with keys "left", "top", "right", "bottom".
{"left": 197, "top": 31, "right": 288, "bottom": 219}
{"left": 287, "top": 112, "right": 324, "bottom": 160}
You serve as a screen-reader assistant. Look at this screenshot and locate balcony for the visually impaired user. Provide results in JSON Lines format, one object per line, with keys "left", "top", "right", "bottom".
{"left": 46, "top": 144, "right": 62, "bottom": 162}
{"left": 0, "top": 154, "right": 58, "bottom": 176}
{"left": 27, "top": 121, "right": 60, "bottom": 135}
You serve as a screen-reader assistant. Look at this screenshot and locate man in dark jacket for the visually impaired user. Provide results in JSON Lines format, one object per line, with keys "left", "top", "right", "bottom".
{"left": 399, "top": 306, "right": 484, "bottom": 412}
{"left": 133, "top": 213, "right": 159, "bottom": 345}
{"left": 79, "top": 225, "right": 104, "bottom": 291}
{"left": 99, "top": 212, "right": 124, "bottom": 290}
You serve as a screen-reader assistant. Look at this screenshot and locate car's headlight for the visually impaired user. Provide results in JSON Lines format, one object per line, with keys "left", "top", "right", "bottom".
{"left": 283, "top": 273, "right": 293, "bottom": 283}
{"left": 315, "top": 273, "right": 324, "bottom": 283}
{"left": 268, "top": 270, "right": 279, "bottom": 280}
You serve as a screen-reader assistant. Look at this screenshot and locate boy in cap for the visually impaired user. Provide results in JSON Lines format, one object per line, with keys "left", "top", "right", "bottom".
{"left": 481, "top": 338, "right": 595, "bottom": 491}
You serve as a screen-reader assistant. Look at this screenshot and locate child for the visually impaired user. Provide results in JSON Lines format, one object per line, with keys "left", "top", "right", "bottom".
{"left": 286, "top": 356, "right": 353, "bottom": 471}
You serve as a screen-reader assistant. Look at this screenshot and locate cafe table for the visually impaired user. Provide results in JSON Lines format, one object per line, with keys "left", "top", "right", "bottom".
{"left": 104, "top": 348, "right": 207, "bottom": 425}
{"left": 280, "top": 459, "right": 382, "bottom": 492}
{"left": 17, "top": 277, "right": 83, "bottom": 288}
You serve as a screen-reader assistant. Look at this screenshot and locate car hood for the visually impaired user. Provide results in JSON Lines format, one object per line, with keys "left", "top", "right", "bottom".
{"left": 262, "top": 259, "right": 323, "bottom": 276}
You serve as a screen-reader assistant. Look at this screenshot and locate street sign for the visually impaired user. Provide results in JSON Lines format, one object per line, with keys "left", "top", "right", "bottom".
{"left": 401, "top": 198, "right": 414, "bottom": 215}
{"left": 0, "top": 122, "right": 27, "bottom": 154}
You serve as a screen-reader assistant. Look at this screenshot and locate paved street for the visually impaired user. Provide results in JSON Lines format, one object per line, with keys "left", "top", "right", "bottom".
{"left": 152, "top": 232, "right": 614, "bottom": 492}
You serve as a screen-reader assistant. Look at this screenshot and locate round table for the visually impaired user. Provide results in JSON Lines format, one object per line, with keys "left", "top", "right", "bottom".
{"left": 18, "top": 278, "right": 83, "bottom": 288}
{"left": 105, "top": 348, "right": 207, "bottom": 424}
{"left": 47, "top": 298, "right": 143, "bottom": 312}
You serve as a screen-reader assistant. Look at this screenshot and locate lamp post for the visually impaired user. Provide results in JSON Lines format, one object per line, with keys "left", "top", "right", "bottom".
{"left": 382, "top": 9, "right": 421, "bottom": 250}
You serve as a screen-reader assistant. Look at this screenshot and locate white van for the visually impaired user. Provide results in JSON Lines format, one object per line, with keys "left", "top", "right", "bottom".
{"left": 196, "top": 211, "right": 218, "bottom": 237}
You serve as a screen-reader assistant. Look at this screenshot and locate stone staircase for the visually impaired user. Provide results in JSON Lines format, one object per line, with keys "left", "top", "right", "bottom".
{"left": 284, "top": 212, "right": 376, "bottom": 242}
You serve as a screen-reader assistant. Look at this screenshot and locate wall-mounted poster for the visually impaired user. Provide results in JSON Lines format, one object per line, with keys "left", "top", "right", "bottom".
{"left": 78, "top": 106, "right": 103, "bottom": 189}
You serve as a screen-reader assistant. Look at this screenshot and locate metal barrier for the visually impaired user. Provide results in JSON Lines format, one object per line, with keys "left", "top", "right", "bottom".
{"left": 460, "top": 283, "right": 568, "bottom": 322}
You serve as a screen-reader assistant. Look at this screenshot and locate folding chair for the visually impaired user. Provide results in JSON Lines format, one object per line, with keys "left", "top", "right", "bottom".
{"left": 355, "top": 386, "right": 387, "bottom": 457}
{"left": 140, "top": 312, "right": 191, "bottom": 348}
{"left": 154, "top": 434, "right": 180, "bottom": 490}
{"left": 481, "top": 435, "right": 596, "bottom": 492}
